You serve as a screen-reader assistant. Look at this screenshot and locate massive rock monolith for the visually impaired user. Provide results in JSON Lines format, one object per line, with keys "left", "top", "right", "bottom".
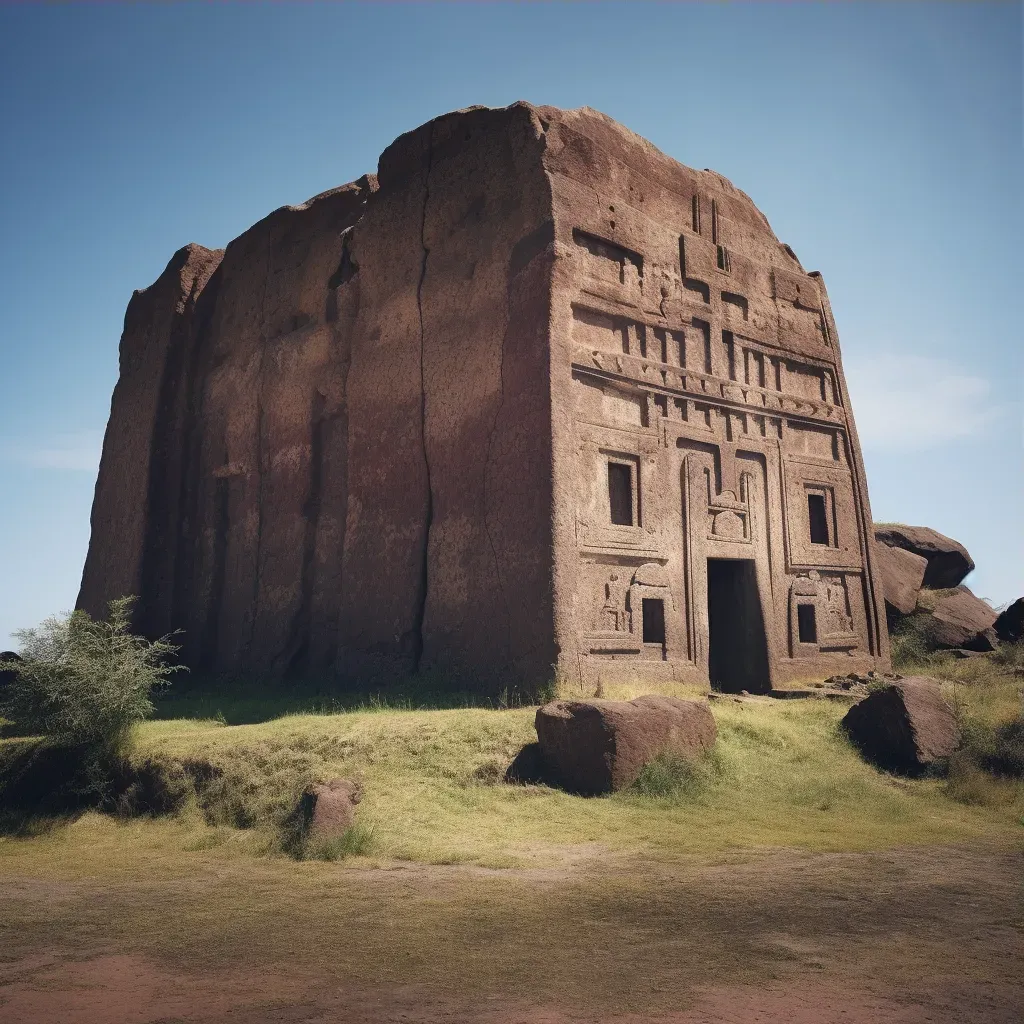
{"left": 80, "top": 103, "right": 890, "bottom": 692}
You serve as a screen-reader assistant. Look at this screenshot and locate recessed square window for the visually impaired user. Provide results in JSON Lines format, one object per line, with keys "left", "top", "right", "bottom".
{"left": 807, "top": 493, "right": 830, "bottom": 546}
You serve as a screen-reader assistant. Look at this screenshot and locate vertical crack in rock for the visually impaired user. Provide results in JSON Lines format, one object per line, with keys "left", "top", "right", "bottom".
{"left": 412, "top": 124, "right": 435, "bottom": 672}
{"left": 482, "top": 278, "right": 514, "bottom": 658}
{"left": 248, "top": 233, "right": 273, "bottom": 661}
{"left": 287, "top": 389, "right": 325, "bottom": 672}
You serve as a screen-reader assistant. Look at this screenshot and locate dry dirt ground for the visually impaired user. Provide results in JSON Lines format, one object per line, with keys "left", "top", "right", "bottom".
{"left": 1, "top": 841, "right": 1021, "bottom": 1023}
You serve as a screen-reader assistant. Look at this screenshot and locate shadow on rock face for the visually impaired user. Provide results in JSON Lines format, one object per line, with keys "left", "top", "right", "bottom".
{"left": 504, "top": 742, "right": 550, "bottom": 786}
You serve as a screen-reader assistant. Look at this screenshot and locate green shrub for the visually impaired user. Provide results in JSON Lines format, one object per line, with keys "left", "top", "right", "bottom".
{"left": 990, "top": 640, "right": 1024, "bottom": 676}
{"left": 889, "top": 615, "right": 932, "bottom": 669}
{"left": 0, "top": 597, "right": 184, "bottom": 793}
{"left": 629, "top": 752, "right": 721, "bottom": 801}
{"left": 306, "top": 823, "right": 376, "bottom": 861}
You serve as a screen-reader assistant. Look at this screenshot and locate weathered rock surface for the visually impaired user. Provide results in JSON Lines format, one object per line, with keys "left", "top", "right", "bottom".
{"left": 841, "top": 676, "right": 960, "bottom": 774}
{"left": 993, "top": 598, "right": 1024, "bottom": 644}
{"left": 299, "top": 778, "right": 362, "bottom": 842}
{"left": 873, "top": 542, "right": 928, "bottom": 619}
{"left": 874, "top": 525, "right": 974, "bottom": 590}
{"left": 535, "top": 695, "right": 716, "bottom": 795}
{"left": 918, "top": 586, "right": 997, "bottom": 651}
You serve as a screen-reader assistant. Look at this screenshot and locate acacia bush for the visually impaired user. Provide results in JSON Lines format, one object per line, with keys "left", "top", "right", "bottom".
{"left": 0, "top": 597, "right": 183, "bottom": 794}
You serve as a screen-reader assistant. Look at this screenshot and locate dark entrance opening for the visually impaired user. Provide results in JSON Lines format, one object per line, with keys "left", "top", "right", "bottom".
{"left": 706, "top": 558, "right": 771, "bottom": 693}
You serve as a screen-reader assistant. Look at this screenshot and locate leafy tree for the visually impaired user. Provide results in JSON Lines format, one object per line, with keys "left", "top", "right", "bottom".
{"left": 1, "top": 598, "right": 184, "bottom": 783}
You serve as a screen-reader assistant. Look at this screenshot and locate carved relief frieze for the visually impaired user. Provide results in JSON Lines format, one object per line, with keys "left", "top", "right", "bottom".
{"left": 582, "top": 560, "right": 676, "bottom": 659}
{"left": 570, "top": 300, "right": 846, "bottom": 433}
{"left": 787, "top": 571, "right": 859, "bottom": 657}
{"left": 704, "top": 467, "right": 753, "bottom": 544}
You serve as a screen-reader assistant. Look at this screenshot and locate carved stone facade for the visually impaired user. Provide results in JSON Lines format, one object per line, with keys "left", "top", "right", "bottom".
{"left": 79, "top": 103, "right": 888, "bottom": 692}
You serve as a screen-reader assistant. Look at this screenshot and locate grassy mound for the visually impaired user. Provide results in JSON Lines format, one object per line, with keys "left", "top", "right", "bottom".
{"left": 2, "top": 657, "right": 1021, "bottom": 868}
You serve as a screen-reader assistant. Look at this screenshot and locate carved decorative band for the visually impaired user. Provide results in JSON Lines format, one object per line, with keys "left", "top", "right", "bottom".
{"left": 571, "top": 354, "right": 847, "bottom": 430}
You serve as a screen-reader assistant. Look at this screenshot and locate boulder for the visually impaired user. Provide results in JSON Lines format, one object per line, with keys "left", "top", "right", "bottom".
{"left": 873, "top": 543, "right": 928, "bottom": 618}
{"left": 874, "top": 525, "right": 974, "bottom": 589}
{"left": 919, "top": 586, "right": 997, "bottom": 650}
{"left": 298, "top": 778, "right": 362, "bottom": 842}
{"left": 535, "top": 695, "right": 716, "bottom": 795}
{"left": 842, "top": 676, "right": 960, "bottom": 774}
{"left": 993, "top": 598, "right": 1024, "bottom": 645}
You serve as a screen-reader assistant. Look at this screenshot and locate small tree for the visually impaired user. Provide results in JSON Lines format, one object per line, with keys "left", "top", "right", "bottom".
{"left": 1, "top": 598, "right": 184, "bottom": 782}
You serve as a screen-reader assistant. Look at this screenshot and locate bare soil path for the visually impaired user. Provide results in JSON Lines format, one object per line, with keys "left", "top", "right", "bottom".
{"left": 1, "top": 843, "right": 1021, "bottom": 1023}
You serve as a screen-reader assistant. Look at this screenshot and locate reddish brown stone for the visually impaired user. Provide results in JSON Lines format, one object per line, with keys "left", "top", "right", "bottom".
{"left": 919, "top": 586, "right": 997, "bottom": 650}
{"left": 873, "top": 542, "right": 928, "bottom": 619}
{"left": 300, "top": 778, "right": 362, "bottom": 842}
{"left": 535, "top": 695, "right": 716, "bottom": 794}
{"left": 842, "top": 677, "right": 960, "bottom": 774}
{"left": 874, "top": 525, "right": 975, "bottom": 590}
{"left": 79, "top": 103, "right": 890, "bottom": 691}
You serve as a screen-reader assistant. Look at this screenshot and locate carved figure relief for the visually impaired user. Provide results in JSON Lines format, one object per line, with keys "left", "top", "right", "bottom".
{"left": 822, "top": 574, "right": 855, "bottom": 637}
{"left": 594, "top": 572, "right": 631, "bottom": 634}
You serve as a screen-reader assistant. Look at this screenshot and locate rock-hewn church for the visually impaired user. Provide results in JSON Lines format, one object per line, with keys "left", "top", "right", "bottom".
{"left": 79, "top": 103, "right": 890, "bottom": 693}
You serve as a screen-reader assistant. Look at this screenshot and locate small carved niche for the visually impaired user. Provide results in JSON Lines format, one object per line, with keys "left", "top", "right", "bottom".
{"left": 678, "top": 236, "right": 711, "bottom": 303}
{"left": 573, "top": 229, "right": 644, "bottom": 284}
{"left": 721, "top": 291, "right": 748, "bottom": 320}
{"left": 689, "top": 319, "right": 712, "bottom": 374}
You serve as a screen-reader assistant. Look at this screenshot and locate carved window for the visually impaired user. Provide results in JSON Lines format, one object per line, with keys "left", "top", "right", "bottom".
{"left": 716, "top": 245, "right": 731, "bottom": 272}
{"left": 692, "top": 195, "right": 701, "bottom": 234}
{"left": 607, "top": 459, "right": 637, "bottom": 527}
{"left": 797, "top": 604, "right": 818, "bottom": 644}
{"left": 642, "top": 598, "right": 666, "bottom": 645}
{"left": 807, "top": 491, "right": 831, "bottom": 546}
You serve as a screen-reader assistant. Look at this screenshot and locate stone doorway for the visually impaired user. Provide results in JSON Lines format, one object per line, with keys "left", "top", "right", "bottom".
{"left": 706, "top": 558, "right": 771, "bottom": 693}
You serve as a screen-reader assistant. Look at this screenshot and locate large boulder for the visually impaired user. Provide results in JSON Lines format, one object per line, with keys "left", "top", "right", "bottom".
{"left": 874, "top": 525, "right": 974, "bottom": 590}
{"left": 842, "top": 677, "right": 960, "bottom": 774}
{"left": 918, "top": 586, "right": 997, "bottom": 650}
{"left": 535, "top": 695, "right": 716, "bottom": 795}
{"left": 993, "top": 598, "right": 1024, "bottom": 645}
{"left": 873, "top": 543, "right": 928, "bottom": 619}
{"left": 298, "top": 778, "right": 362, "bottom": 844}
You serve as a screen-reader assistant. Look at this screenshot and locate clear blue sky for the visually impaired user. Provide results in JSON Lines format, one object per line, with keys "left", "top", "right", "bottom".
{"left": 1, "top": 2, "right": 1020, "bottom": 646}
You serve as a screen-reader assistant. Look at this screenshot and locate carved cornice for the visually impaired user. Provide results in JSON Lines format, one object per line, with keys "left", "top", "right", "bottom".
{"left": 571, "top": 346, "right": 848, "bottom": 430}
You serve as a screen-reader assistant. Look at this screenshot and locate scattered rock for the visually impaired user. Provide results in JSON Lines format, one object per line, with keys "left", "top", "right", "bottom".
{"left": 873, "top": 543, "right": 928, "bottom": 619}
{"left": 299, "top": 778, "right": 362, "bottom": 842}
{"left": 993, "top": 598, "right": 1024, "bottom": 644}
{"left": 535, "top": 696, "right": 716, "bottom": 795}
{"left": 841, "top": 676, "right": 960, "bottom": 774}
{"left": 919, "top": 586, "right": 997, "bottom": 650}
{"left": 874, "top": 525, "right": 975, "bottom": 590}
